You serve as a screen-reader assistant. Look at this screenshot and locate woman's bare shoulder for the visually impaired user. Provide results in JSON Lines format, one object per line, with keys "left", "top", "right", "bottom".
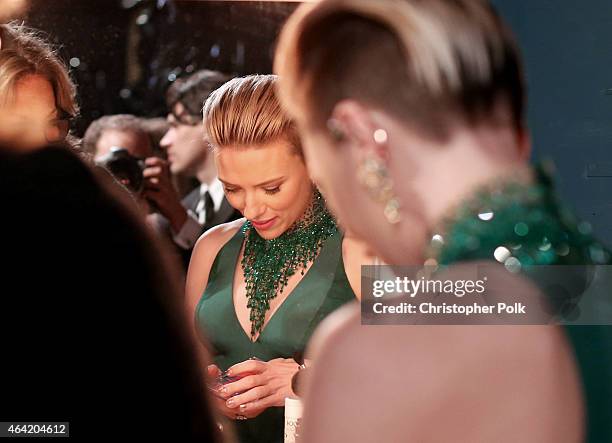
{"left": 194, "top": 218, "right": 245, "bottom": 254}
{"left": 188, "top": 218, "right": 245, "bottom": 280}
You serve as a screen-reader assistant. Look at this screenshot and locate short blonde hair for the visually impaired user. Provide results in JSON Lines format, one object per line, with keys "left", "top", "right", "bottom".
{"left": 203, "top": 74, "right": 301, "bottom": 155}
{"left": 274, "top": 0, "right": 524, "bottom": 140}
{"left": 0, "top": 22, "right": 78, "bottom": 117}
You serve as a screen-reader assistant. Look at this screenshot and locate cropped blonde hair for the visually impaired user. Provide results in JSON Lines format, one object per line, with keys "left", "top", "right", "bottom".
{"left": 275, "top": 0, "right": 524, "bottom": 140}
{"left": 203, "top": 74, "right": 301, "bottom": 155}
{"left": 0, "top": 22, "right": 78, "bottom": 117}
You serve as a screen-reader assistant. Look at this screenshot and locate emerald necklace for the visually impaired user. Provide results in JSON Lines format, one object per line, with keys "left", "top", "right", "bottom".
{"left": 240, "top": 190, "right": 338, "bottom": 338}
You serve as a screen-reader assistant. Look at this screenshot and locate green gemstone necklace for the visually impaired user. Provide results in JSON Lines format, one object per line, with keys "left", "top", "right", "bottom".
{"left": 240, "top": 189, "right": 338, "bottom": 338}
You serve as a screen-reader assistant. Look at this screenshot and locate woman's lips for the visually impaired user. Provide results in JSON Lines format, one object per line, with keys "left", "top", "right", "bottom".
{"left": 251, "top": 217, "right": 278, "bottom": 230}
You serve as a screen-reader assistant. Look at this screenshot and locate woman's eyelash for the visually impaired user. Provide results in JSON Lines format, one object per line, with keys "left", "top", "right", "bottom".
{"left": 223, "top": 187, "right": 280, "bottom": 195}
{"left": 264, "top": 187, "right": 281, "bottom": 195}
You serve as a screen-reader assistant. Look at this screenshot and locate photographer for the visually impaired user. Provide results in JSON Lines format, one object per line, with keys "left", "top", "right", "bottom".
{"left": 83, "top": 114, "right": 153, "bottom": 160}
{"left": 84, "top": 114, "right": 154, "bottom": 214}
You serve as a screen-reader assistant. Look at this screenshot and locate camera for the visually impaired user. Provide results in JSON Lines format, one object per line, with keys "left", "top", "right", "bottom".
{"left": 95, "top": 147, "right": 146, "bottom": 193}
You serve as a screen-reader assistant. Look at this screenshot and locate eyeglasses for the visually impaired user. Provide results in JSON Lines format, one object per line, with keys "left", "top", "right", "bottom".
{"left": 44, "top": 110, "right": 72, "bottom": 143}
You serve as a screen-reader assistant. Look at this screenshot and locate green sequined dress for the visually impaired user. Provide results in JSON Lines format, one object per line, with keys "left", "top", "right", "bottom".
{"left": 195, "top": 223, "right": 355, "bottom": 443}
{"left": 427, "top": 165, "right": 612, "bottom": 442}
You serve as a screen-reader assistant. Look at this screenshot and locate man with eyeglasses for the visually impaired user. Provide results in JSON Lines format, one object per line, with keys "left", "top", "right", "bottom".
{"left": 145, "top": 70, "right": 241, "bottom": 269}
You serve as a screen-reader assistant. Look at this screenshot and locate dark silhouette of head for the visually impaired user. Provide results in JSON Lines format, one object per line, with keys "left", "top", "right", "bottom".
{"left": 0, "top": 145, "right": 221, "bottom": 441}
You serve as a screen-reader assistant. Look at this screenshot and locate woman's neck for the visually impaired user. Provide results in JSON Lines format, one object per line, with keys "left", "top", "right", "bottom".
{"left": 408, "top": 124, "right": 530, "bottom": 230}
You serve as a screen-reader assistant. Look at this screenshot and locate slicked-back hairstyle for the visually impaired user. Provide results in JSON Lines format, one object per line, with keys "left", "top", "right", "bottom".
{"left": 0, "top": 22, "right": 78, "bottom": 117}
{"left": 274, "top": 0, "right": 525, "bottom": 141}
{"left": 203, "top": 74, "right": 302, "bottom": 155}
{"left": 166, "top": 69, "right": 233, "bottom": 120}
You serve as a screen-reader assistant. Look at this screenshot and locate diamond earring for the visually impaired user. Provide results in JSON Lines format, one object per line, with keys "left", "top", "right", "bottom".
{"left": 357, "top": 135, "right": 401, "bottom": 224}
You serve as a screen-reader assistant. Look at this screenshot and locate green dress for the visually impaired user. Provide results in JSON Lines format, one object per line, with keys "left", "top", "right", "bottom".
{"left": 427, "top": 165, "right": 612, "bottom": 443}
{"left": 195, "top": 223, "right": 355, "bottom": 443}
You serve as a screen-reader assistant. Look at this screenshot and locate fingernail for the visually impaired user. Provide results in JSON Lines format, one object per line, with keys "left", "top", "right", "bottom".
{"left": 225, "top": 370, "right": 232, "bottom": 377}
{"left": 239, "top": 404, "right": 247, "bottom": 411}
{"left": 227, "top": 399, "right": 235, "bottom": 407}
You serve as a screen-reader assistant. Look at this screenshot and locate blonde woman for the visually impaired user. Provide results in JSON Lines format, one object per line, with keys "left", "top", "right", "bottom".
{"left": 186, "top": 74, "right": 370, "bottom": 442}
{"left": 0, "top": 22, "right": 77, "bottom": 150}
{"left": 273, "top": 0, "right": 611, "bottom": 442}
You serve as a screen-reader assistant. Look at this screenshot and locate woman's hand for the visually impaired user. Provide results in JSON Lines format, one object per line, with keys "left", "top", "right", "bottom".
{"left": 217, "top": 358, "right": 300, "bottom": 419}
{"left": 206, "top": 364, "right": 249, "bottom": 420}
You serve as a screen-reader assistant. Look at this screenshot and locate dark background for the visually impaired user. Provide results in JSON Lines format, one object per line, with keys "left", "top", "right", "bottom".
{"left": 19, "top": 0, "right": 612, "bottom": 246}
{"left": 492, "top": 0, "right": 612, "bottom": 248}
{"left": 24, "top": 0, "right": 299, "bottom": 132}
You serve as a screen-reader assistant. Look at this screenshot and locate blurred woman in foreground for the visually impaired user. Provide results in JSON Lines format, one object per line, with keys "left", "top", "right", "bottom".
{"left": 0, "top": 144, "right": 222, "bottom": 441}
{"left": 0, "top": 22, "right": 77, "bottom": 149}
{"left": 275, "top": 0, "right": 611, "bottom": 441}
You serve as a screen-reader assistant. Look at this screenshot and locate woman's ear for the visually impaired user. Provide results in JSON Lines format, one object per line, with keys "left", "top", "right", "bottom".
{"left": 330, "top": 100, "right": 387, "bottom": 159}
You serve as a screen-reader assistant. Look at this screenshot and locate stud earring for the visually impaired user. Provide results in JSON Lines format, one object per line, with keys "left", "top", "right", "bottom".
{"left": 357, "top": 131, "right": 401, "bottom": 224}
{"left": 373, "top": 128, "right": 388, "bottom": 145}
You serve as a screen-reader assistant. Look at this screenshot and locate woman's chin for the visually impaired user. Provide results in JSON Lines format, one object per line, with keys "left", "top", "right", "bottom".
{"left": 255, "top": 228, "right": 281, "bottom": 240}
{"left": 254, "top": 221, "right": 291, "bottom": 240}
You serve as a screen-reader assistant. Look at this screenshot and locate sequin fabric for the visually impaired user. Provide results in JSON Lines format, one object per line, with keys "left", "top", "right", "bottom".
{"left": 427, "top": 164, "right": 611, "bottom": 270}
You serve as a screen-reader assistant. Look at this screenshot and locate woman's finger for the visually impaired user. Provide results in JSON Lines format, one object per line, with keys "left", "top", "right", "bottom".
{"left": 238, "top": 395, "right": 271, "bottom": 415}
{"left": 207, "top": 364, "right": 221, "bottom": 377}
{"left": 220, "top": 374, "right": 265, "bottom": 398}
{"left": 226, "top": 385, "right": 270, "bottom": 409}
{"left": 212, "top": 396, "right": 240, "bottom": 419}
{"left": 227, "top": 359, "right": 265, "bottom": 376}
